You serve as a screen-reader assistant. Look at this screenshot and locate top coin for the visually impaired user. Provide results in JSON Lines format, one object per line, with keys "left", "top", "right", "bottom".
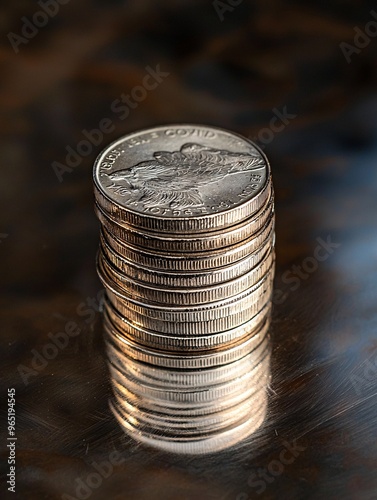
{"left": 93, "top": 125, "right": 271, "bottom": 233}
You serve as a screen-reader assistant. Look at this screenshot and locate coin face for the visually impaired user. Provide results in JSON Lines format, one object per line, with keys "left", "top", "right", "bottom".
{"left": 93, "top": 125, "right": 270, "bottom": 232}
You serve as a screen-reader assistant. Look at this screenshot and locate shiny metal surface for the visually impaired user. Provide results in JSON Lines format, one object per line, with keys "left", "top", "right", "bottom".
{"left": 103, "top": 300, "right": 271, "bottom": 351}
{"left": 94, "top": 123, "right": 275, "bottom": 455}
{"left": 110, "top": 395, "right": 268, "bottom": 455}
{"left": 93, "top": 125, "right": 271, "bottom": 232}
{"left": 100, "top": 228, "right": 274, "bottom": 287}
{"left": 108, "top": 346, "right": 269, "bottom": 387}
{"left": 101, "top": 216, "right": 275, "bottom": 271}
{"left": 105, "top": 280, "right": 273, "bottom": 333}
{"left": 3, "top": 1, "right": 377, "bottom": 498}
{"left": 105, "top": 319, "right": 270, "bottom": 369}
{"left": 94, "top": 194, "right": 273, "bottom": 252}
{"left": 107, "top": 334, "right": 271, "bottom": 454}
{"left": 98, "top": 246, "right": 275, "bottom": 305}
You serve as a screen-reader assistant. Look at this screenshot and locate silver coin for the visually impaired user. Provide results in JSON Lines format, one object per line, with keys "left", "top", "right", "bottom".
{"left": 105, "top": 327, "right": 270, "bottom": 373}
{"left": 102, "top": 215, "right": 275, "bottom": 272}
{"left": 97, "top": 246, "right": 275, "bottom": 308}
{"left": 104, "top": 319, "right": 270, "bottom": 372}
{"left": 94, "top": 195, "right": 273, "bottom": 253}
{"left": 100, "top": 256, "right": 274, "bottom": 310}
{"left": 100, "top": 228, "right": 273, "bottom": 288}
{"left": 102, "top": 276, "right": 272, "bottom": 335}
{"left": 104, "top": 318, "right": 270, "bottom": 369}
{"left": 103, "top": 299, "right": 271, "bottom": 350}
{"left": 93, "top": 124, "right": 271, "bottom": 234}
{"left": 98, "top": 247, "right": 275, "bottom": 306}
{"left": 105, "top": 279, "right": 273, "bottom": 335}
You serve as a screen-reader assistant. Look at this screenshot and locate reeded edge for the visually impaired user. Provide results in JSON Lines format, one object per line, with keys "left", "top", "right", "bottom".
{"left": 97, "top": 251, "right": 274, "bottom": 312}
{"left": 104, "top": 319, "right": 270, "bottom": 369}
{"left": 109, "top": 360, "right": 270, "bottom": 402}
{"left": 103, "top": 299, "right": 271, "bottom": 349}
{"left": 101, "top": 216, "right": 275, "bottom": 271}
{"left": 94, "top": 195, "right": 274, "bottom": 253}
{"left": 94, "top": 188, "right": 273, "bottom": 241}
{"left": 107, "top": 340, "right": 271, "bottom": 386}
{"left": 100, "top": 226, "right": 273, "bottom": 287}
{"left": 106, "top": 287, "right": 273, "bottom": 332}
{"left": 108, "top": 346, "right": 271, "bottom": 393}
{"left": 99, "top": 246, "right": 275, "bottom": 306}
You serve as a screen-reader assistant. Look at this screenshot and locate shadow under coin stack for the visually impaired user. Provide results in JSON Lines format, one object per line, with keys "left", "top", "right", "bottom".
{"left": 93, "top": 125, "right": 275, "bottom": 454}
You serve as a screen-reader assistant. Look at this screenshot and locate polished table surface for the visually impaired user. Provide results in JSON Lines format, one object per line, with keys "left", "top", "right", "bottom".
{"left": 1, "top": 1, "right": 377, "bottom": 499}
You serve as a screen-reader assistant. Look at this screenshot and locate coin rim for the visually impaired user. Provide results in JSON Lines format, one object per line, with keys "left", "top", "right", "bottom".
{"left": 93, "top": 124, "right": 272, "bottom": 233}
{"left": 94, "top": 194, "right": 274, "bottom": 253}
{"left": 103, "top": 299, "right": 271, "bottom": 349}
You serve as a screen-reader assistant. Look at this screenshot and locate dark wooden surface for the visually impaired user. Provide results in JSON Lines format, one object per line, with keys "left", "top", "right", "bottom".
{"left": 1, "top": 1, "right": 377, "bottom": 499}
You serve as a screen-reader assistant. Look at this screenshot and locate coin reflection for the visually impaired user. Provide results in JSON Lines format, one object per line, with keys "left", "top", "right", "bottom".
{"left": 104, "top": 310, "right": 271, "bottom": 454}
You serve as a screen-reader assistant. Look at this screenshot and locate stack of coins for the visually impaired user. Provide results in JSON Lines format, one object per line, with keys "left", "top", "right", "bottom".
{"left": 93, "top": 125, "right": 275, "bottom": 453}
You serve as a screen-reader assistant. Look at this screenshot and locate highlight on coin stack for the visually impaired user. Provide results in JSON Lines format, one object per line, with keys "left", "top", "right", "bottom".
{"left": 93, "top": 124, "right": 275, "bottom": 454}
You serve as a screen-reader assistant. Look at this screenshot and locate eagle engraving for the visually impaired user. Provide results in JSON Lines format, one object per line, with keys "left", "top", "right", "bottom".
{"left": 107, "top": 143, "right": 264, "bottom": 209}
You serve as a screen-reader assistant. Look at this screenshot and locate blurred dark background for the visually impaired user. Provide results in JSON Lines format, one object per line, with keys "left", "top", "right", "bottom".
{"left": 1, "top": 1, "right": 377, "bottom": 499}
